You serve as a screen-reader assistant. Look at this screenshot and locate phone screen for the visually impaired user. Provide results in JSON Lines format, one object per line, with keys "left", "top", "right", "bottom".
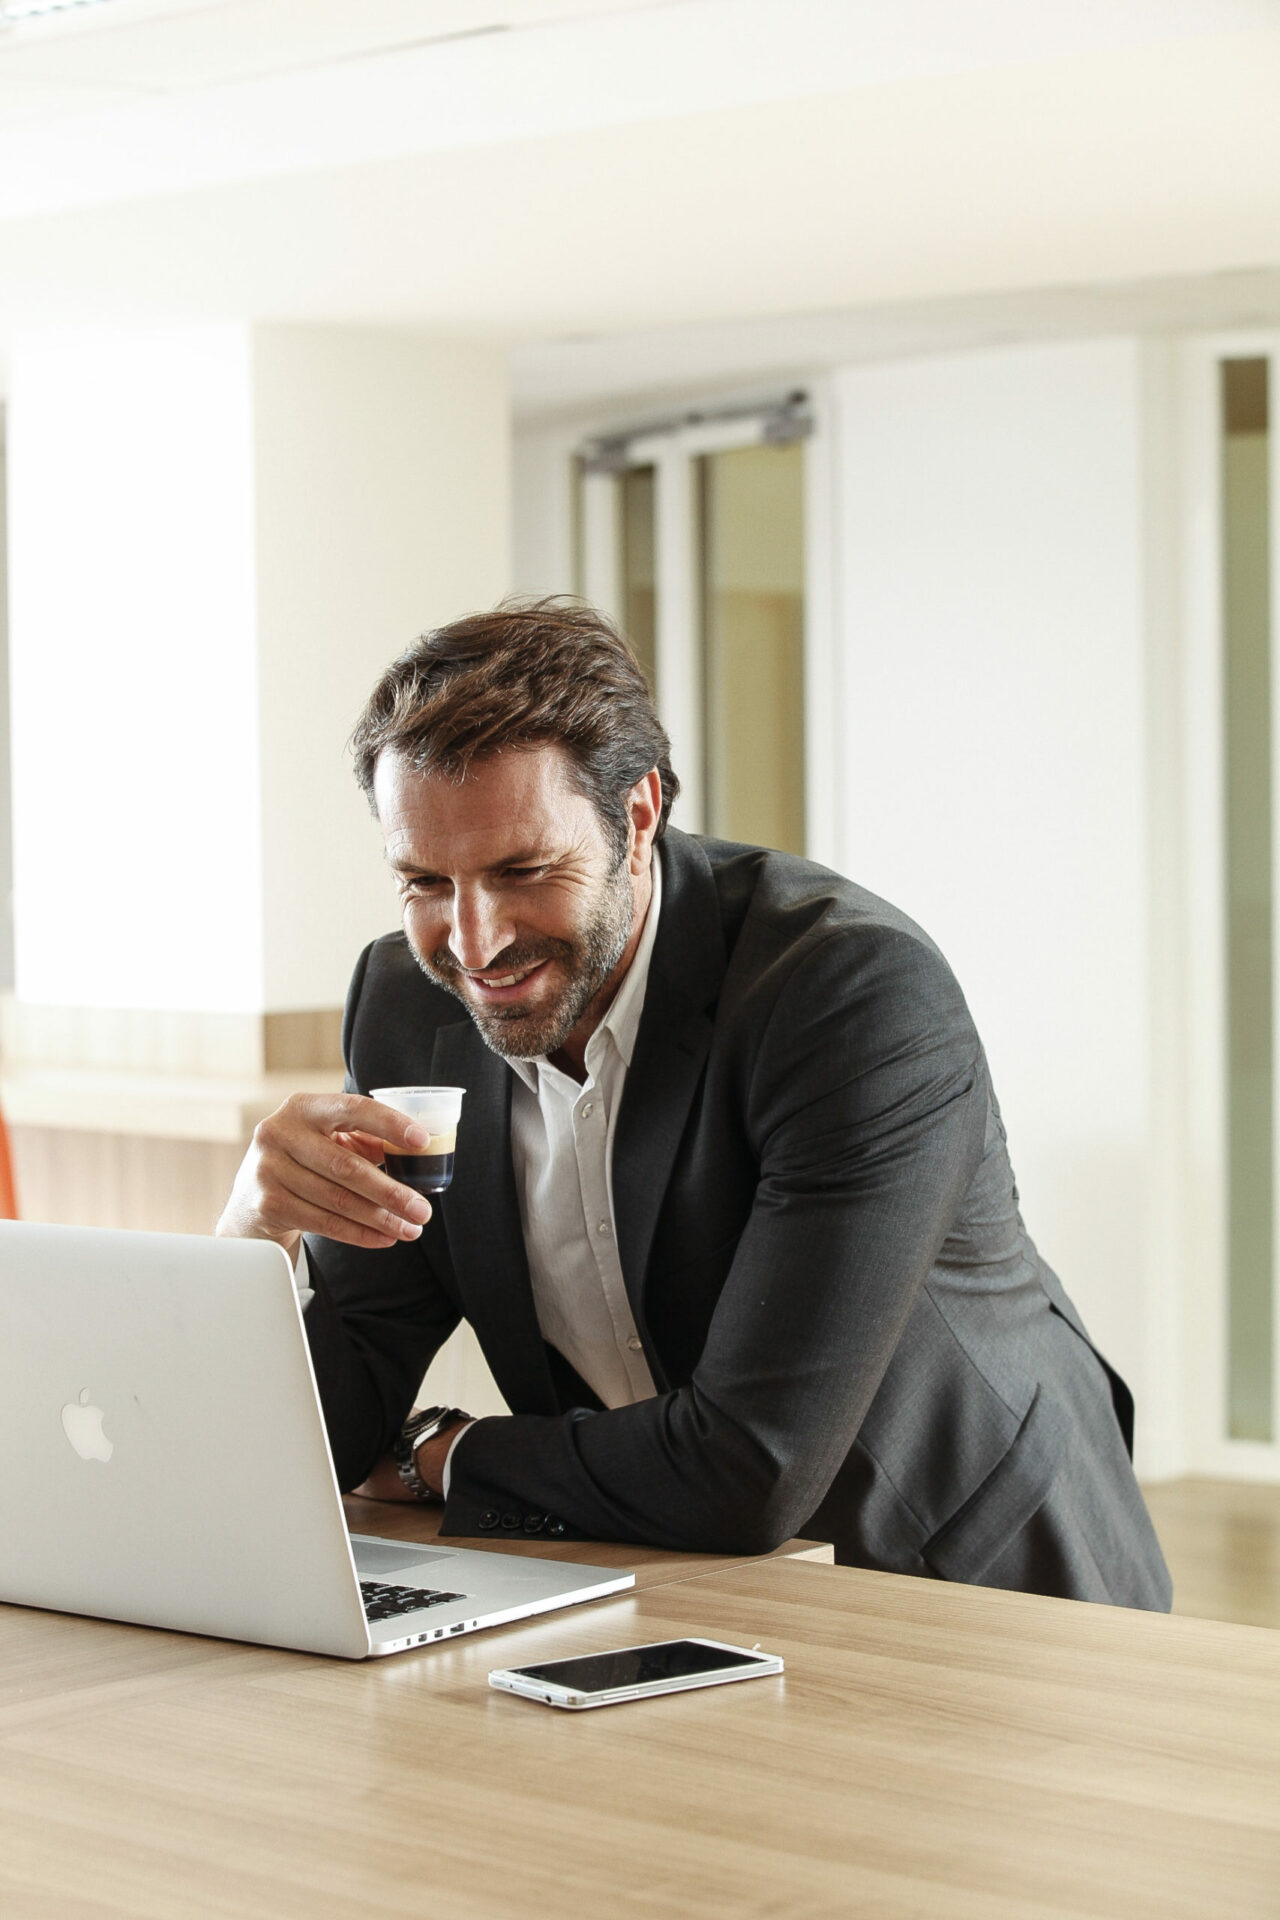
{"left": 509, "top": 1640, "right": 767, "bottom": 1693}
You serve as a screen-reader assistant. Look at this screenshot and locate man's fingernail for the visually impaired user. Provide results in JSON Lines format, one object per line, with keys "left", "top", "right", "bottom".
{"left": 404, "top": 1124, "right": 428, "bottom": 1148}
{"left": 399, "top": 1220, "right": 423, "bottom": 1239}
{"left": 405, "top": 1196, "right": 431, "bottom": 1224}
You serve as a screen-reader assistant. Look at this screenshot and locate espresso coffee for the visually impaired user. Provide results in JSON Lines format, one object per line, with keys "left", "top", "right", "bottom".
{"left": 384, "top": 1128, "right": 457, "bottom": 1196}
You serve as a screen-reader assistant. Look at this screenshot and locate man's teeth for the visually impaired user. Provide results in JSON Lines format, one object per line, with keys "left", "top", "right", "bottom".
{"left": 479, "top": 965, "right": 536, "bottom": 988}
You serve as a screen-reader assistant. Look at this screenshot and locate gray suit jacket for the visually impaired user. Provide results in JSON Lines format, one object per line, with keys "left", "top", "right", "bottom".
{"left": 303, "top": 829, "right": 1171, "bottom": 1608}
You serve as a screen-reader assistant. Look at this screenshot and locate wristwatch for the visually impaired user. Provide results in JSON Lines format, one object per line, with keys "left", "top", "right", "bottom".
{"left": 393, "top": 1404, "right": 469, "bottom": 1502}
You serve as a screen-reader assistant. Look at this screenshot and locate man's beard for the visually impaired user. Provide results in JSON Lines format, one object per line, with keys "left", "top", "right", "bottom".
{"left": 414, "top": 860, "right": 635, "bottom": 1061}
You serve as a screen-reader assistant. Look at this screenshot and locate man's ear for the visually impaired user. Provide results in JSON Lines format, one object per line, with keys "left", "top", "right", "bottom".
{"left": 625, "top": 769, "right": 663, "bottom": 875}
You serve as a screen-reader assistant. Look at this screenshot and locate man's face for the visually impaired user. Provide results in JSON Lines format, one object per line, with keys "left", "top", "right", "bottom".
{"left": 374, "top": 744, "right": 652, "bottom": 1066}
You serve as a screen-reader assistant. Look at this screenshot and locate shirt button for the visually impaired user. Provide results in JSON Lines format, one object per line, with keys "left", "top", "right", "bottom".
{"left": 597, "top": 1220, "right": 610, "bottom": 1236}
{"left": 627, "top": 1336, "right": 643, "bottom": 1352}
{"left": 581, "top": 1101, "right": 594, "bottom": 1117}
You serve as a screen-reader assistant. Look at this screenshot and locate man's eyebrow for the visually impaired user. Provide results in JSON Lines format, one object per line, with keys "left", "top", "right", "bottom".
{"left": 491, "top": 845, "right": 555, "bottom": 868}
{"left": 384, "top": 845, "right": 555, "bottom": 876}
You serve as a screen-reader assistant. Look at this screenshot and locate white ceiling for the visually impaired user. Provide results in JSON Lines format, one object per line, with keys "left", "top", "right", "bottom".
{"left": 0, "top": 0, "right": 665, "bottom": 132}
{"left": 1, "top": 0, "right": 1274, "bottom": 214}
{"left": 510, "top": 268, "right": 1280, "bottom": 421}
{"left": 1, "top": 0, "right": 1279, "bottom": 392}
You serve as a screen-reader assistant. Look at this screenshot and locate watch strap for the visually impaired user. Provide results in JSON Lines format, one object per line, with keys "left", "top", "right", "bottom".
{"left": 393, "top": 1404, "right": 469, "bottom": 1502}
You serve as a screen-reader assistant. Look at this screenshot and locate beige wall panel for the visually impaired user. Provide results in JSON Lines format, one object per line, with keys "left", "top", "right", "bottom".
{"left": 1, "top": 998, "right": 342, "bottom": 1077}
{"left": 251, "top": 326, "right": 511, "bottom": 1014}
{"left": 9, "top": 1127, "right": 243, "bottom": 1236}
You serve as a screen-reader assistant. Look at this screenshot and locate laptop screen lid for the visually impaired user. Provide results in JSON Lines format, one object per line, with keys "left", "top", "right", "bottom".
{"left": 0, "top": 1222, "right": 377, "bottom": 1657}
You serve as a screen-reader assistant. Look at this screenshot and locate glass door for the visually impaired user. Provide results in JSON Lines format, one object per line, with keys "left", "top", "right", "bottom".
{"left": 577, "top": 406, "right": 809, "bottom": 855}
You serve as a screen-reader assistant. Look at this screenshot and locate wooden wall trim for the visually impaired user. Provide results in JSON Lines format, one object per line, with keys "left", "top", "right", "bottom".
{"left": 0, "top": 997, "right": 343, "bottom": 1076}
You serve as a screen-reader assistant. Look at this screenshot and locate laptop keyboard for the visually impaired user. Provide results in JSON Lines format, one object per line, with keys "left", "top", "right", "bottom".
{"left": 360, "top": 1580, "right": 468, "bottom": 1623}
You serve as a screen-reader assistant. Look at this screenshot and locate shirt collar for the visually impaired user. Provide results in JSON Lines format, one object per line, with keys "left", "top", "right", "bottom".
{"left": 506, "top": 848, "right": 663, "bottom": 1090}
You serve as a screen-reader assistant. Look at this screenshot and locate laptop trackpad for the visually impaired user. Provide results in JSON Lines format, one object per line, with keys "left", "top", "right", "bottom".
{"left": 351, "top": 1538, "right": 458, "bottom": 1578}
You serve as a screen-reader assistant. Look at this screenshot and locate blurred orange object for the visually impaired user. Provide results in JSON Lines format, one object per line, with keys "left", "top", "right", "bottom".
{"left": 0, "top": 1107, "right": 17, "bottom": 1219}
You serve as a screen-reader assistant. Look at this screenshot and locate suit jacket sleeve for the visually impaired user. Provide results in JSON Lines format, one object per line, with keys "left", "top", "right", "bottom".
{"left": 443, "top": 922, "right": 988, "bottom": 1553}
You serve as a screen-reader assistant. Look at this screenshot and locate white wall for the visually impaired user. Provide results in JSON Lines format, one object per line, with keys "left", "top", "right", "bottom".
{"left": 511, "top": 423, "right": 579, "bottom": 599}
{"left": 0, "top": 417, "right": 13, "bottom": 993}
{"left": 8, "top": 327, "right": 263, "bottom": 1010}
{"left": 832, "top": 339, "right": 1167, "bottom": 1460}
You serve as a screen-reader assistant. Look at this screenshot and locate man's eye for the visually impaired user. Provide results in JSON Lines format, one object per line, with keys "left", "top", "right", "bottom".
{"left": 507, "top": 865, "right": 548, "bottom": 880}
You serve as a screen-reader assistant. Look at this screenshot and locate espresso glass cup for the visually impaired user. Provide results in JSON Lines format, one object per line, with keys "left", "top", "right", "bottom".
{"left": 371, "top": 1086, "right": 466, "bottom": 1196}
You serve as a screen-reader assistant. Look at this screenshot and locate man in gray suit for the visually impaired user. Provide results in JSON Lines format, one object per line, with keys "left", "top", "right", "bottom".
{"left": 219, "top": 601, "right": 1170, "bottom": 1608}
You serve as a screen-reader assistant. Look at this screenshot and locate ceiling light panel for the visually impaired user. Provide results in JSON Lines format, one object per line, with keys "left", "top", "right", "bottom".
{"left": 0, "top": 0, "right": 118, "bottom": 20}
{"left": 0, "top": 0, "right": 206, "bottom": 31}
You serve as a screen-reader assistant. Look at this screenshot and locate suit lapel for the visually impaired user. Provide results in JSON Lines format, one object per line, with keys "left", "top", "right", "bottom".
{"left": 612, "top": 831, "right": 725, "bottom": 1375}
{"left": 430, "top": 1018, "right": 560, "bottom": 1415}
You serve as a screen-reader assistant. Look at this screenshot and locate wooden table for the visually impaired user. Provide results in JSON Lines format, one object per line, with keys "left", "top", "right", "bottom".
{"left": 3, "top": 1557, "right": 1279, "bottom": 1918}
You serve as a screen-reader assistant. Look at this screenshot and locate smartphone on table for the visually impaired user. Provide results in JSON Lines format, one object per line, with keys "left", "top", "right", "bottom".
{"left": 488, "top": 1637, "right": 783, "bottom": 1710}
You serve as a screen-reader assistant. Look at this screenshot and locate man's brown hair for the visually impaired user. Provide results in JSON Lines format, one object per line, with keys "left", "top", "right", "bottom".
{"left": 350, "top": 598, "right": 679, "bottom": 859}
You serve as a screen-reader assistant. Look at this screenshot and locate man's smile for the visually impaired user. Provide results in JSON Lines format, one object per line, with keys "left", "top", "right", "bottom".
{"left": 458, "top": 958, "right": 554, "bottom": 1005}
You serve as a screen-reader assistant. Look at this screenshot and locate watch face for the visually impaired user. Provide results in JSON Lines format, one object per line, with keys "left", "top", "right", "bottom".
{"left": 398, "top": 1408, "right": 449, "bottom": 1457}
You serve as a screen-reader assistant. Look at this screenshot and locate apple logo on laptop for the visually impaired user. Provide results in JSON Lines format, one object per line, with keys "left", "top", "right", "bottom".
{"left": 61, "top": 1388, "right": 114, "bottom": 1463}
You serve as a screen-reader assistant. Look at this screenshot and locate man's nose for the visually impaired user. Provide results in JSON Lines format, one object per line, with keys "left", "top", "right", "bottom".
{"left": 447, "top": 888, "right": 516, "bottom": 972}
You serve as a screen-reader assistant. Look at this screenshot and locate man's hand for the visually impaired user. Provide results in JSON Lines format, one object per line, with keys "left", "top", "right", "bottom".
{"left": 216, "top": 1092, "right": 434, "bottom": 1256}
{"left": 353, "top": 1453, "right": 416, "bottom": 1502}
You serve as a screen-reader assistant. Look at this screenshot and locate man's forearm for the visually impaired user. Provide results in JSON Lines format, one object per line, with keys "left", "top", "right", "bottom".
{"left": 439, "top": 1398, "right": 804, "bottom": 1555}
{"left": 353, "top": 1417, "right": 473, "bottom": 1503}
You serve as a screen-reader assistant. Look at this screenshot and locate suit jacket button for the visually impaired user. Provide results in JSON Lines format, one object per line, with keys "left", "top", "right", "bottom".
{"left": 478, "top": 1509, "right": 500, "bottom": 1531}
{"left": 501, "top": 1512, "right": 522, "bottom": 1530}
{"left": 523, "top": 1512, "right": 546, "bottom": 1534}
{"left": 545, "top": 1515, "right": 567, "bottom": 1539}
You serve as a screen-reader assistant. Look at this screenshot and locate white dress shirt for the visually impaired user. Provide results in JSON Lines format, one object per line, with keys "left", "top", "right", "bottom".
{"left": 504, "top": 850, "right": 662, "bottom": 1409}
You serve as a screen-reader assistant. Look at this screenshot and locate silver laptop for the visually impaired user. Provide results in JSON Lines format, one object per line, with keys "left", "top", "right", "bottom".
{"left": 0, "top": 1221, "right": 633, "bottom": 1658}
